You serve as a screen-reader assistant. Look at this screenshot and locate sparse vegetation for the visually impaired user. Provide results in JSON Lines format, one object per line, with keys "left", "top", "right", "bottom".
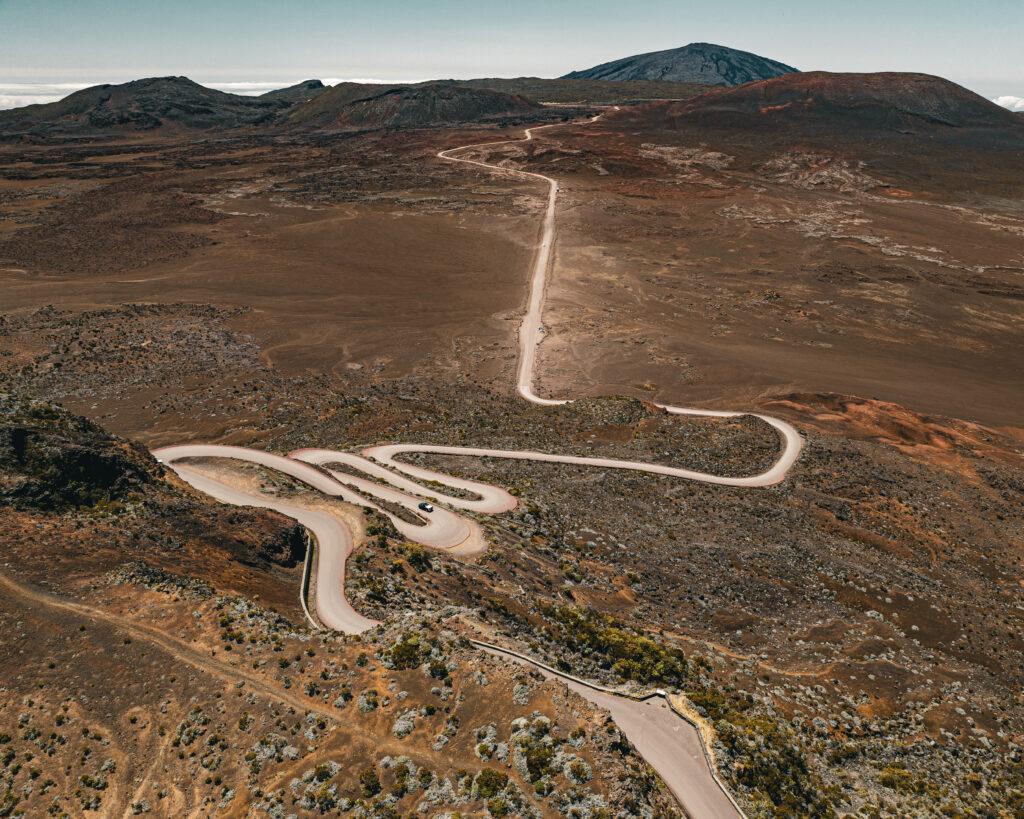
{"left": 1, "top": 119, "right": 1021, "bottom": 819}
{"left": 542, "top": 605, "right": 689, "bottom": 687}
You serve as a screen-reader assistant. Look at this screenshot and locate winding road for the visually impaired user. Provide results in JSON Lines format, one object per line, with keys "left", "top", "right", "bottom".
{"left": 155, "top": 109, "right": 803, "bottom": 818}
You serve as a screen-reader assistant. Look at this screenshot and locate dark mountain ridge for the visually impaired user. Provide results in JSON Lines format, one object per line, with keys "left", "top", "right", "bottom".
{"left": 0, "top": 76, "right": 324, "bottom": 137}
{"left": 669, "top": 71, "right": 1021, "bottom": 129}
{"left": 453, "top": 76, "right": 708, "bottom": 104}
{"left": 563, "top": 42, "right": 797, "bottom": 86}
{"left": 0, "top": 76, "right": 547, "bottom": 137}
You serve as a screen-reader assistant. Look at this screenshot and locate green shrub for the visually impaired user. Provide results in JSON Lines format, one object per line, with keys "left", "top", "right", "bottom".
{"left": 358, "top": 766, "right": 381, "bottom": 797}
{"left": 879, "top": 764, "right": 927, "bottom": 795}
{"left": 524, "top": 745, "right": 554, "bottom": 782}
{"left": 474, "top": 768, "right": 508, "bottom": 798}
{"left": 387, "top": 634, "right": 424, "bottom": 670}
{"left": 402, "top": 543, "right": 432, "bottom": 572}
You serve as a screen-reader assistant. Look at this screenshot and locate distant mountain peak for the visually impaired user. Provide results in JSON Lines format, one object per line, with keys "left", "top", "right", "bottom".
{"left": 562, "top": 42, "right": 798, "bottom": 86}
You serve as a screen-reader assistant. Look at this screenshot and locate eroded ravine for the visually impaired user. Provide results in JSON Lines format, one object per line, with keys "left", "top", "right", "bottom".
{"left": 156, "top": 111, "right": 803, "bottom": 818}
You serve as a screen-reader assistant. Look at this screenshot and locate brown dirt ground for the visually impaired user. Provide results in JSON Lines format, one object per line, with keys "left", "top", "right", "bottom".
{"left": 2, "top": 112, "right": 1021, "bottom": 428}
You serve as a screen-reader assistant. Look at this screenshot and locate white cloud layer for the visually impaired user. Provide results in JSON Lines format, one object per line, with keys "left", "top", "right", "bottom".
{"left": 320, "top": 77, "right": 420, "bottom": 86}
{"left": 205, "top": 81, "right": 304, "bottom": 96}
{"left": 0, "top": 82, "right": 92, "bottom": 109}
{"left": 993, "top": 95, "right": 1024, "bottom": 112}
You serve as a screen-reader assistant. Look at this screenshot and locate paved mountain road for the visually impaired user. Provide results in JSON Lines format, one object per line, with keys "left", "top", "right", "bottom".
{"left": 438, "top": 111, "right": 801, "bottom": 481}
{"left": 153, "top": 111, "right": 808, "bottom": 818}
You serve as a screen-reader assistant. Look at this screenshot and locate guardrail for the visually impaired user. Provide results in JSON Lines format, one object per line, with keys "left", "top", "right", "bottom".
{"left": 296, "top": 560, "right": 745, "bottom": 816}
{"left": 299, "top": 531, "right": 319, "bottom": 630}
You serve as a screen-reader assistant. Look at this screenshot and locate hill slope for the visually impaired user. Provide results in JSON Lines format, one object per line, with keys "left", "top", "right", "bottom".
{"left": 287, "top": 82, "right": 543, "bottom": 130}
{"left": 621, "top": 70, "right": 1024, "bottom": 198}
{"left": 257, "top": 78, "right": 327, "bottom": 104}
{"left": 563, "top": 42, "right": 797, "bottom": 85}
{"left": 0, "top": 76, "right": 300, "bottom": 137}
{"left": 669, "top": 71, "right": 1021, "bottom": 129}
{"left": 455, "top": 76, "right": 708, "bottom": 103}
{"left": 0, "top": 397, "right": 682, "bottom": 817}
{"left": 282, "top": 81, "right": 397, "bottom": 127}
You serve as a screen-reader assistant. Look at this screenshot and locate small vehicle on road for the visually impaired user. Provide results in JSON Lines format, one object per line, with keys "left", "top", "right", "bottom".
{"left": 417, "top": 501, "right": 434, "bottom": 513}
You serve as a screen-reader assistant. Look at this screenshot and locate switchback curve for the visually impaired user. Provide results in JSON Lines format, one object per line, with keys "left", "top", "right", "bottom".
{"left": 152, "top": 110, "right": 807, "bottom": 818}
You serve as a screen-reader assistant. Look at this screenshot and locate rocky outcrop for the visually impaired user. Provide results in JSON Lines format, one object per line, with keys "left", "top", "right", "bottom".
{"left": 0, "top": 397, "right": 159, "bottom": 511}
{"left": 562, "top": 42, "right": 797, "bottom": 85}
{"left": 254, "top": 522, "right": 306, "bottom": 568}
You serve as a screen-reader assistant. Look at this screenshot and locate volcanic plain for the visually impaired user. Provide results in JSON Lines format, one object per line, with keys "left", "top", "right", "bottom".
{"left": 1, "top": 71, "right": 1022, "bottom": 817}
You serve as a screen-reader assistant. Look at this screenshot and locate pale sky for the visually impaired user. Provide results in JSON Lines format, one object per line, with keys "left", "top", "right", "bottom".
{"left": 2, "top": 0, "right": 1021, "bottom": 107}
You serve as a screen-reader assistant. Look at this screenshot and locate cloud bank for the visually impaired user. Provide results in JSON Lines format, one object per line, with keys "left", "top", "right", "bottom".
{"left": 993, "top": 95, "right": 1024, "bottom": 112}
{"left": 0, "top": 82, "right": 93, "bottom": 109}
{"left": 205, "top": 81, "right": 306, "bottom": 96}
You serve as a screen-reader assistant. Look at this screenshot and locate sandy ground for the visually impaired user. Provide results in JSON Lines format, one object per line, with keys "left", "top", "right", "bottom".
{"left": 1, "top": 198, "right": 537, "bottom": 382}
